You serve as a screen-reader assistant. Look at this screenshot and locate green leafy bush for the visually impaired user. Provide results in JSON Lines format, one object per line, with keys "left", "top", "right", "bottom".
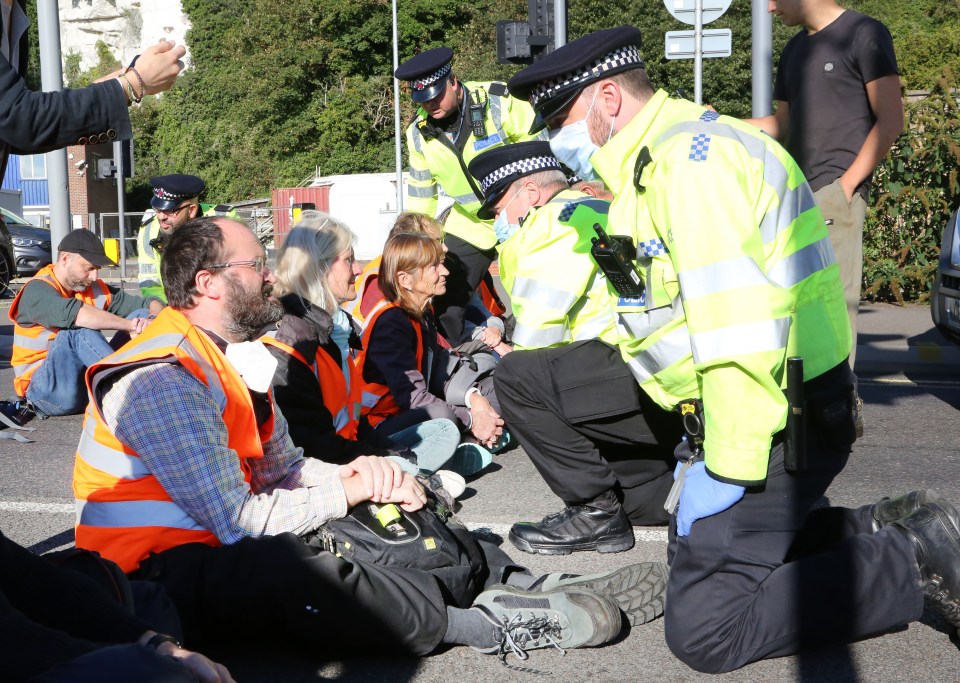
{"left": 864, "top": 71, "right": 960, "bottom": 303}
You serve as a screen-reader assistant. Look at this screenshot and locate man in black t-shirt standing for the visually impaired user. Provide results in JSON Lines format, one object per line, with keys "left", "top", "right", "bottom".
{"left": 748, "top": 0, "right": 903, "bottom": 366}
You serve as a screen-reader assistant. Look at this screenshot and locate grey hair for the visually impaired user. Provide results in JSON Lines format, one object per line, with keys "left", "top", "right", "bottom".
{"left": 272, "top": 210, "right": 356, "bottom": 314}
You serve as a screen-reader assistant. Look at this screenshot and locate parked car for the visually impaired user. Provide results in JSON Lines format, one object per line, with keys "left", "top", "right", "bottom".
{"left": 0, "top": 210, "right": 15, "bottom": 292}
{"left": 931, "top": 206, "right": 960, "bottom": 344}
{"left": 0, "top": 207, "right": 52, "bottom": 278}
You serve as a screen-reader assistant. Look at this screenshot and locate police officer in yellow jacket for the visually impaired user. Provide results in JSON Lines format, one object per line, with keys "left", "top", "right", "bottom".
{"left": 395, "top": 47, "right": 542, "bottom": 343}
{"left": 469, "top": 141, "right": 621, "bottom": 351}
{"left": 505, "top": 26, "right": 960, "bottom": 672}
{"left": 139, "top": 174, "right": 237, "bottom": 302}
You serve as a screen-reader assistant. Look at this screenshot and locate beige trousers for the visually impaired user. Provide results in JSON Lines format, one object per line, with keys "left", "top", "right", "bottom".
{"left": 814, "top": 179, "right": 868, "bottom": 368}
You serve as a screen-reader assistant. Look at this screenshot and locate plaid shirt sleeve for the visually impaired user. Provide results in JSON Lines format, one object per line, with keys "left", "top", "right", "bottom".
{"left": 101, "top": 363, "right": 348, "bottom": 544}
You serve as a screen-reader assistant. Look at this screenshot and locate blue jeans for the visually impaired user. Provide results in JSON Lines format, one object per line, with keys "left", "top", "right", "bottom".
{"left": 26, "top": 309, "right": 147, "bottom": 417}
{"left": 386, "top": 418, "right": 460, "bottom": 474}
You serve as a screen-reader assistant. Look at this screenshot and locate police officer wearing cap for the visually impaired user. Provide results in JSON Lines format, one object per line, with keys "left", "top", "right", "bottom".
{"left": 10, "top": 230, "right": 164, "bottom": 416}
{"left": 139, "top": 174, "right": 236, "bottom": 301}
{"left": 471, "top": 141, "right": 682, "bottom": 549}
{"left": 505, "top": 25, "right": 960, "bottom": 673}
{"left": 394, "top": 47, "right": 543, "bottom": 343}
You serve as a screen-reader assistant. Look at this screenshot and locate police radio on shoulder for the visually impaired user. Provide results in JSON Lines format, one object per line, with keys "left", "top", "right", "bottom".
{"left": 590, "top": 223, "right": 645, "bottom": 297}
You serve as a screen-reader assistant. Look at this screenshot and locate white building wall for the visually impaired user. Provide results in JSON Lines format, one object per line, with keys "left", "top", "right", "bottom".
{"left": 58, "top": 0, "right": 191, "bottom": 74}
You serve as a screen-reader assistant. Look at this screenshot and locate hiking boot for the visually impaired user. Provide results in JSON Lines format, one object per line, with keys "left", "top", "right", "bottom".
{"left": 891, "top": 499, "right": 960, "bottom": 631}
{"left": 472, "top": 584, "right": 622, "bottom": 662}
{"left": 871, "top": 489, "right": 945, "bottom": 532}
{"left": 509, "top": 490, "right": 634, "bottom": 555}
{"left": 529, "top": 561, "right": 668, "bottom": 626}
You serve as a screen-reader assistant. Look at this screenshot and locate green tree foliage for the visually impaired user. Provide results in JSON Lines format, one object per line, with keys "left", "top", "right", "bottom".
{"left": 864, "top": 71, "right": 960, "bottom": 303}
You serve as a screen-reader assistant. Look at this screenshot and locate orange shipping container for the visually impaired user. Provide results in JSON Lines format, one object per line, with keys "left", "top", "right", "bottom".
{"left": 270, "top": 186, "right": 331, "bottom": 247}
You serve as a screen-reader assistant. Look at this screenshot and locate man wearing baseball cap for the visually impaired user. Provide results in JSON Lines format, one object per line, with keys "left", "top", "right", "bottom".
{"left": 502, "top": 25, "right": 958, "bottom": 672}
{"left": 10, "top": 230, "right": 164, "bottom": 416}
{"left": 394, "top": 47, "right": 541, "bottom": 344}
{"left": 139, "top": 173, "right": 236, "bottom": 301}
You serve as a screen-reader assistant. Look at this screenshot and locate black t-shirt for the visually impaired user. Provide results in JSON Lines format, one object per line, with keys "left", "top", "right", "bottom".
{"left": 774, "top": 10, "right": 898, "bottom": 197}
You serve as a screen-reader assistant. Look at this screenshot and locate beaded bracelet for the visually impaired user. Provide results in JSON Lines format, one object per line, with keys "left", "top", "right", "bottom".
{"left": 128, "top": 66, "right": 147, "bottom": 102}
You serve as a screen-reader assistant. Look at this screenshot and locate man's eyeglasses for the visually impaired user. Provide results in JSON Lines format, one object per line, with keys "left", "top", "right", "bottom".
{"left": 156, "top": 203, "right": 195, "bottom": 217}
{"left": 205, "top": 256, "right": 268, "bottom": 275}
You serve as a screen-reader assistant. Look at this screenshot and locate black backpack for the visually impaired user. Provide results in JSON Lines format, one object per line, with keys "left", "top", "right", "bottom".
{"left": 303, "top": 485, "right": 486, "bottom": 608}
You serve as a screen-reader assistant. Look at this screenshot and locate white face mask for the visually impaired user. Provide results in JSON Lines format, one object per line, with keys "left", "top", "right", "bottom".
{"left": 493, "top": 186, "right": 524, "bottom": 243}
{"left": 548, "top": 88, "right": 617, "bottom": 182}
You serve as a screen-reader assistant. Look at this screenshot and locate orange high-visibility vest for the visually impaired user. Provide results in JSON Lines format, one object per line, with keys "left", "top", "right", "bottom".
{"left": 73, "top": 307, "right": 273, "bottom": 573}
{"left": 260, "top": 332, "right": 360, "bottom": 440}
{"left": 349, "top": 256, "right": 382, "bottom": 326}
{"left": 10, "top": 264, "right": 113, "bottom": 396}
{"left": 355, "top": 301, "right": 424, "bottom": 428}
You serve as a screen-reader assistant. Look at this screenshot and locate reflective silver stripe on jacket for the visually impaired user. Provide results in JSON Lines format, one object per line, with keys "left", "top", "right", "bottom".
{"left": 690, "top": 317, "right": 790, "bottom": 365}
{"left": 625, "top": 326, "right": 693, "bottom": 383}
{"left": 76, "top": 420, "right": 150, "bottom": 479}
{"left": 409, "top": 167, "right": 434, "bottom": 181}
{"left": 361, "top": 391, "right": 382, "bottom": 409}
{"left": 512, "top": 323, "right": 569, "bottom": 349}
{"left": 408, "top": 184, "right": 438, "bottom": 198}
{"left": 510, "top": 276, "right": 579, "bottom": 312}
{"left": 452, "top": 191, "right": 480, "bottom": 205}
{"left": 332, "top": 406, "right": 351, "bottom": 432}
{"left": 767, "top": 237, "right": 836, "bottom": 289}
{"left": 489, "top": 91, "right": 505, "bottom": 140}
{"left": 76, "top": 498, "right": 206, "bottom": 531}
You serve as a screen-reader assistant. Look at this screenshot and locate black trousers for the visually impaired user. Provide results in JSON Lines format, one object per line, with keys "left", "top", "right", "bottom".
{"left": 433, "top": 234, "right": 497, "bottom": 344}
{"left": 494, "top": 340, "right": 683, "bottom": 525}
{"left": 131, "top": 532, "right": 521, "bottom": 657}
{"left": 664, "top": 362, "right": 923, "bottom": 673}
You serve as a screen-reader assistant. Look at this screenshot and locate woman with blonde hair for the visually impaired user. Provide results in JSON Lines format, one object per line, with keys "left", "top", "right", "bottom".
{"left": 260, "top": 211, "right": 461, "bottom": 481}
{"left": 357, "top": 232, "right": 505, "bottom": 475}
{"left": 352, "top": 212, "right": 510, "bottom": 353}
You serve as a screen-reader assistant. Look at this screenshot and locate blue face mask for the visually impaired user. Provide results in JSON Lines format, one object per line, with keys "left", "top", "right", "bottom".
{"left": 493, "top": 187, "right": 523, "bottom": 243}
{"left": 548, "top": 88, "right": 616, "bottom": 182}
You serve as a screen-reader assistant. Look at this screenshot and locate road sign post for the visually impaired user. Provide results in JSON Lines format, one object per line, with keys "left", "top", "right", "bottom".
{"left": 663, "top": 0, "right": 732, "bottom": 104}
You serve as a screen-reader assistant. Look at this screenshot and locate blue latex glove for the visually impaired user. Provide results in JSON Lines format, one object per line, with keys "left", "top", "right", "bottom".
{"left": 676, "top": 460, "right": 745, "bottom": 536}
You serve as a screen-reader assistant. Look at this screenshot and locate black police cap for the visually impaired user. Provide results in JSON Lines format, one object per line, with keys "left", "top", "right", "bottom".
{"left": 149, "top": 174, "right": 206, "bottom": 211}
{"left": 508, "top": 26, "right": 644, "bottom": 134}
{"left": 394, "top": 47, "right": 454, "bottom": 103}
{"left": 468, "top": 141, "right": 563, "bottom": 220}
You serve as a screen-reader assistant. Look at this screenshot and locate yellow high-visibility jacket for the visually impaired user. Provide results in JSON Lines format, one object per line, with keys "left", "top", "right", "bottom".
{"left": 405, "top": 81, "right": 544, "bottom": 250}
{"left": 498, "top": 189, "right": 619, "bottom": 350}
{"left": 591, "top": 90, "right": 851, "bottom": 485}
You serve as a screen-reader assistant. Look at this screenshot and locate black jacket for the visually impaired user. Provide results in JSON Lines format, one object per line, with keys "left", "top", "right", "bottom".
{"left": 0, "top": 0, "right": 132, "bottom": 179}
{"left": 264, "top": 294, "right": 405, "bottom": 464}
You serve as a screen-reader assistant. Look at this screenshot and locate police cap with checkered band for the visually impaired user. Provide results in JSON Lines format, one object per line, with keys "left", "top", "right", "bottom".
{"left": 394, "top": 47, "right": 455, "bottom": 103}
{"left": 149, "top": 174, "right": 205, "bottom": 211}
{"left": 508, "top": 26, "right": 644, "bottom": 134}
{"left": 468, "top": 141, "right": 563, "bottom": 220}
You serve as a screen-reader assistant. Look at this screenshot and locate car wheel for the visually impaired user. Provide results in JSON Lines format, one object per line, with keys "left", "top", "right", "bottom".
{"left": 0, "top": 250, "right": 11, "bottom": 295}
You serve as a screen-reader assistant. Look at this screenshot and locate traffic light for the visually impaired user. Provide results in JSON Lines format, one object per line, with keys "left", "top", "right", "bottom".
{"left": 496, "top": 0, "right": 562, "bottom": 66}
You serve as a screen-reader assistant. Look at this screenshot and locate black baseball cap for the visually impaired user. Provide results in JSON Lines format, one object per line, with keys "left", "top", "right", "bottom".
{"left": 58, "top": 230, "right": 117, "bottom": 267}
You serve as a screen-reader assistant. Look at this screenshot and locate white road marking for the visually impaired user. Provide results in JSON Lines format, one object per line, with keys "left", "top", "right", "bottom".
{"left": 0, "top": 503, "right": 672, "bottom": 543}
{"left": 465, "top": 522, "right": 668, "bottom": 543}
{"left": 0, "top": 501, "right": 73, "bottom": 513}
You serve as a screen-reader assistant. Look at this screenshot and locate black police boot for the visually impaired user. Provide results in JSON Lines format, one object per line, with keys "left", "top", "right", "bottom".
{"left": 508, "top": 489, "right": 635, "bottom": 555}
{"left": 891, "top": 499, "right": 960, "bottom": 631}
{"left": 870, "top": 489, "right": 946, "bottom": 532}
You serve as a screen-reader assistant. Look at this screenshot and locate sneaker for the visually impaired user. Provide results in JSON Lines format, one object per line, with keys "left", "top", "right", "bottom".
{"left": 445, "top": 442, "right": 493, "bottom": 476}
{"left": 0, "top": 400, "right": 34, "bottom": 427}
{"left": 490, "top": 430, "right": 512, "bottom": 454}
{"left": 529, "top": 561, "right": 668, "bottom": 626}
{"left": 472, "top": 584, "right": 622, "bottom": 664}
{"left": 435, "top": 470, "right": 466, "bottom": 499}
